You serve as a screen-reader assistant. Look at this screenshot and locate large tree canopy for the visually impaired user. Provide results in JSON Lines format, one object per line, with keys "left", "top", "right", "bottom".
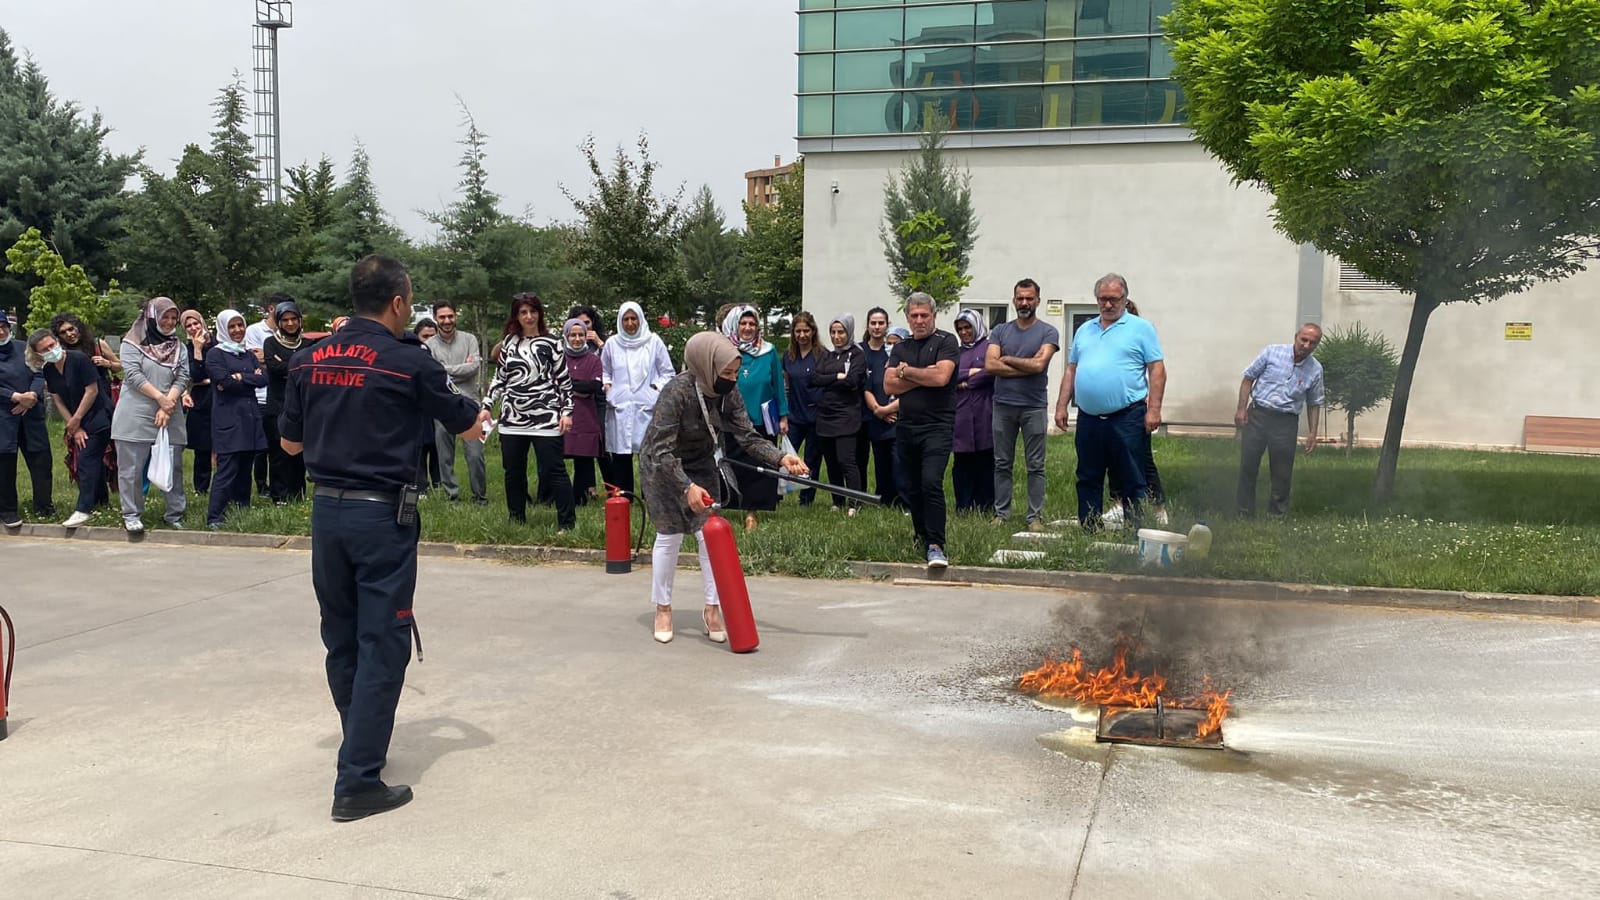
{"left": 1168, "top": 0, "right": 1600, "bottom": 500}
{"left": 0, "top": 28, "right": 138, "bottom": 319}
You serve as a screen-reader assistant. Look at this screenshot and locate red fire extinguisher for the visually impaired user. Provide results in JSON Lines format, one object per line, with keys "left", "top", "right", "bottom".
{"left": 1, "top": 604, "right": 14, "bottom": 740}
{"left": 701, "top": 513, "right": 759, "bottom": 653}
{"left": 605, "top": 486, "right": 635, "bottom": 574}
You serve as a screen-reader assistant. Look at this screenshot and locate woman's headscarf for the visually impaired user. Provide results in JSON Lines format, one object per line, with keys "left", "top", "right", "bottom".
{"left": 562, "top": 317, "right": 591, "bottom": 358}
{"left": 721, "top": 305, "right": 772, "bottom": 357}
{"left": 955, "top": 309, "right": 989, "bottom": 349}
{"left": 216, "top": 309, "right": 247, "bottom": 355}
{"left": 828, "top": 314, "right": 855, "bottom": 350}
{"left": 685, "top": 331, "right": 741, "bottom": 398}
{"left": 613, "top": 301, "right": 653, "bottom": 349}
{"left": 124, "top": 296, "right": 183, "bottom": 369}
{"left": 180, "top": 309, "right": 210, "bottom": 345}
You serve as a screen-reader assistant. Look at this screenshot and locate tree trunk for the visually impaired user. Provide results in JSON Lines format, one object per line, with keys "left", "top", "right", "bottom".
{"left": 1345, "top": 409, "right": 1356, "bottom": 453}
{"left": 1373, "top": 290, "right": 1439, "bottom": 504}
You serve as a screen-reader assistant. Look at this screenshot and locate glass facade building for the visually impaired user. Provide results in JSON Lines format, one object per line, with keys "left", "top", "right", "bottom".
{"left": 797, "top": 0, "right": 1183, "bottom": 138}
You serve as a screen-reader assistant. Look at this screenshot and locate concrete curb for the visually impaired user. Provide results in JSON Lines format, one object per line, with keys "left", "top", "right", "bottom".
{"left": 849, "top": 561, "right": 1600, "bottom": 620}
{"left": 4, "top": 524, "right": 1594, "bottom": 619}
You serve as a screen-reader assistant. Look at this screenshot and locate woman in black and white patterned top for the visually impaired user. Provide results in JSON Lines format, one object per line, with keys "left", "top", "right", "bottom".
{"left": 483, "top": 292, "right": 576, "bottom": 529}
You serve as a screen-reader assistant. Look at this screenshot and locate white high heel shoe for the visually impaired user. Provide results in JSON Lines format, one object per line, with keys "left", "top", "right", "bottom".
{"left": 703, "top": 606, "right": 727, "bottom": 644}
{"left": 654, "top": 606, "right": 674, "bottom": 643}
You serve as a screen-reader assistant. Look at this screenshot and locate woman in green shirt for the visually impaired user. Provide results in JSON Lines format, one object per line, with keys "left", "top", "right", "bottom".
{"left": 720, "top": 305, "right": 787, "bottom": 530}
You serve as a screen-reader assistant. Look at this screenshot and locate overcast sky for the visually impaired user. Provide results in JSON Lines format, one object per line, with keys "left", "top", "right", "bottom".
{"left": 5, "top": 0, "right": 796, "bottom": 237}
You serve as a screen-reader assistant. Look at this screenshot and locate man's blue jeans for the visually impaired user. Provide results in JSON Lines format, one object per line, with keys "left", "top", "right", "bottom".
{"left": 1074, "top": 401, "right": 1147, "bottom": 527}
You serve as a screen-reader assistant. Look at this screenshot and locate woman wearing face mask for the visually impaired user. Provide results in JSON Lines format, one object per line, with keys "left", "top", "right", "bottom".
{"left": 811, "top": 314, "right": 867, "bottom": 516}
{"left": 561, "top": 318, "right": 605, "bottom": 506}
{"left": 111, "top": 297, "right": 191, "bottom": 532}
{"left": 600, "top": 301, "right": 674, "bottom": 496}
{"left": 0, "top": 315, "right": 52, "bottom": 527}
{"left": 483, "top": 292, "right": 575, "bottom": 529}
{"left": 951, "top": 309, "right": 996, "bottom": 516}
{"left": 205, "top": 310, "right": 268, "bottom": 529}
{"left": 638, "top": 332, "right": 808, "bottom": 644}
{"left": 180, "top": 309, "right": 216, "bottom": 495}
{"left": 719, "top": 305, "right": 787, "bottom": 530}
{"left": 28, "top": 328, "right": 113, "bottom": 527}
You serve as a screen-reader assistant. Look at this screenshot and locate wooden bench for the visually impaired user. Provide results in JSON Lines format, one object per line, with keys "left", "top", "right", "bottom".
{"left": 1524, "top": 416, "right": 1600, "bottom": 455}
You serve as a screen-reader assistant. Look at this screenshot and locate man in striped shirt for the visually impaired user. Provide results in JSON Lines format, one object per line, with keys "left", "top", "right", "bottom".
{"left": 1235, "top": 324, "right": 1324, "bottom": 516}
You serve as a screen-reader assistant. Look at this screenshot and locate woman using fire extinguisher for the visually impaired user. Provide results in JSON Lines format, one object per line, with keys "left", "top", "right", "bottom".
{"left": 638, "top": 332, "right": 807, "bottom": 645}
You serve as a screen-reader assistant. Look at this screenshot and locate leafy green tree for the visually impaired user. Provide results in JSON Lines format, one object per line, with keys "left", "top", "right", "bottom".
{"left": 5, "top": 227, "right": 122, "bottom": 332}
{"left": 1317, "top": 323, "right": 1400, "bottom": 453}
{"left": 742, "top": 159, "right": 804, "bottom": 322}
{"left": 680, "top": 185, "right": 746, "bottom": 325}
{"left": 1168, "top": 0, "right": 1600, "bottom": 502}
{"left": 561, "top": 134, "right": 690, "bottom": 325}
{"left": 118, "top": 79, "right": 286, "bottom": 312}
{"left": 894, "top": 210, "right": 972, "bottom": 311}
{"left": 881, "top": 113, "right": 976, "bottom": 305}
{"left": 0, "top": 28, "right": 138, "bottom": 320}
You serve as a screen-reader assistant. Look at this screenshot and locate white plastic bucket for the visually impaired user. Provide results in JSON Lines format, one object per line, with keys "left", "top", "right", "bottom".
{"left": 1136, "top": 529, "right": 1189, "bottom": 567}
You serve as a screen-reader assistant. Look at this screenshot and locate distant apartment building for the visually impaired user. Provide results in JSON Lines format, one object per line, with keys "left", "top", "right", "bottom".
{"left": 745, "top": 155, "right": 796, "bottom": 208}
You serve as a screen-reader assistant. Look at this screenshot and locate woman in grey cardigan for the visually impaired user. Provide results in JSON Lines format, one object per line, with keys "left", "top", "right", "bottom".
{"left": 111, "top": 296, "right": 190, "bottom": 532}
{"left": 638, "top": 332, "right": 806, "bottom": 644}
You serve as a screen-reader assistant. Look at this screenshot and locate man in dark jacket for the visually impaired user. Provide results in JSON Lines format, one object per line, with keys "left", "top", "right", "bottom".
{"left": 262, "top": 300, "right": 320, "bottom": 502}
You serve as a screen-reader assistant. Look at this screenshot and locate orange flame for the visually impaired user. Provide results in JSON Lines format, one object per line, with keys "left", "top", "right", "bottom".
{"left": 1018, "top": 644, "right": 1232, "bottom": 740}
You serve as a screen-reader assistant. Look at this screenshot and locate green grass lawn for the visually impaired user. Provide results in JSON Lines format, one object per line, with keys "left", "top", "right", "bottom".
{"left": 12, "top": 419, "right": 1600, "bottom": 595}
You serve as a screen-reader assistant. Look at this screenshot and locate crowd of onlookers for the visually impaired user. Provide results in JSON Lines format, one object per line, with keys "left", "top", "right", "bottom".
{"left": 3, "top": 270, "right": 1325, "bottom": 562}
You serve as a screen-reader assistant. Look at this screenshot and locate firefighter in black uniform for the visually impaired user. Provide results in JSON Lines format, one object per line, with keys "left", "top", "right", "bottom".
{"left": 279, "top": 255, "right": 487, "bottom": 822}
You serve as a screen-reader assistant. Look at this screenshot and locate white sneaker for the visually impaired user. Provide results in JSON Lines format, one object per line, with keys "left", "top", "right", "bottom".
{"left": 63, "top": 511, "right": 91, "bottom": 528}
{"left": 2, "top": 516, "right": 21, "bottom": 528}
{"left": 1102, "top": 504, "right": 1126, "bottom": 530}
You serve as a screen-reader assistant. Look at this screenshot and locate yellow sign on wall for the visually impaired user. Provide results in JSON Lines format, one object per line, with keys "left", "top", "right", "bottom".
{"left": 1046, "top": 300, "right": 1064, "bottom": 318}
{"left": 1505, "top": 322, "right": 1533, "bottom": 341}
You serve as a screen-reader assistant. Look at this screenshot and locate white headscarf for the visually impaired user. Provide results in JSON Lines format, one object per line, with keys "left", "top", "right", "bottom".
{"left": 721, "top": 305, "right": 771, "bottom": 357}
{"left": 216, "top": 309, "right": 247, "bottom": 355}
{"left": 956, "top": 309, "right": 989, "bottom": 349}
{"left": 613, "top": 301, "right": 653, "bottom": 349}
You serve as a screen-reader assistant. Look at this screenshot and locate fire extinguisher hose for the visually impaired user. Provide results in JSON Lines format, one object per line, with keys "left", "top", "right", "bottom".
{"left": 1, "top": 604, "right": 13, "bottom": 700}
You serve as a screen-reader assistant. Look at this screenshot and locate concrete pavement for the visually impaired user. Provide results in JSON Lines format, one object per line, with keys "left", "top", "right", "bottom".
{"left": 0, "top": 537, "right": 1596, "bottom": 898}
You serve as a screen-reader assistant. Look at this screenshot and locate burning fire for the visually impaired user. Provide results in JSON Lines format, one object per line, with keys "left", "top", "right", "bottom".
{"left": 1018, "top": 644, "right": 1232, "bottom": 739}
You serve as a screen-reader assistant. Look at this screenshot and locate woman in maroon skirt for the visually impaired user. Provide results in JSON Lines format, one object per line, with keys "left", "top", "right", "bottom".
{"left": 561, "top": 318, "right": 605, "bottom": 505}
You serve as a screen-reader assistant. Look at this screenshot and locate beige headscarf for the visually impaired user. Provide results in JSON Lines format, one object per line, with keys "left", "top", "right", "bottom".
{"left": 684, "top": 331, "right": 740, "bottom": 397}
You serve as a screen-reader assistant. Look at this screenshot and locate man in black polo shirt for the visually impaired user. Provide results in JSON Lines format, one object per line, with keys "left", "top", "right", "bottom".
{"left": 280, "top": 255, "right": 487, "bottom": 822}
{"left": 882, "top": 292, "right": 959, "bottom": 568}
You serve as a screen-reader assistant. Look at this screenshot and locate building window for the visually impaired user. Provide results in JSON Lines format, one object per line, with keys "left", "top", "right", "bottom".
{"left": 796, "top": 0, "right": 1185, "bottom": 138}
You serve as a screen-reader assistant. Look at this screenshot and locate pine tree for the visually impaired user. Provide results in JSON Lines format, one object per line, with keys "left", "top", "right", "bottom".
{"left": 0, "top": 27, "right": 139, "bottom": 319}
{"left": 680, "top": 185, "right": 745, "bottom": 325}
{"left": 880, "top": 113, "right": 977, "bottom": 309}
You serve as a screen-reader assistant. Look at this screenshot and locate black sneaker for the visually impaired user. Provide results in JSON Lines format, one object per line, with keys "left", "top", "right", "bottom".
{"left": 331, "top": 783, "right": 413, "bottom": 822}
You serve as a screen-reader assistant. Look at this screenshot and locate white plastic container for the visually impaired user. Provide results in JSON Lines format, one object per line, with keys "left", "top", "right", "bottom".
{"left": 1135, "top": 529, "right": 1189, "bottom": 567}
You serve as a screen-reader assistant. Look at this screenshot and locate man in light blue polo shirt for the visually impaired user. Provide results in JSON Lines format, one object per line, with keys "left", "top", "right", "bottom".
{"left": 1054, "top": 273, "right": 1166, "bottom": 528}
{"left": 1235, "top": 323, "right": 1324, "bottom": 516}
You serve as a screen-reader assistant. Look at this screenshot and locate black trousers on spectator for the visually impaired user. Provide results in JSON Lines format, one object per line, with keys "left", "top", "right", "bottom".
{"left": 188, "top": 406, "right": 213, "bottom": 494}
{"left": 952, "top": 449, "right": 996, "bottom": 514}
{"left": 0, "top": 449, "right": 53, "bottom": 520}
{"left": 266, "top": 413, "right": 306, "bottom": 502}
{"left": 253, "top": 403, "right": 269, "bottom": 494}
{"left": 1075, "top": 402, "right": 1146, "bottom": 527}
{"left": 857, "top": 428, "right": 903, "bottom": 509}
{"left": 1237, "top": 406, "right": 1300, "bottom": 516}
{"left": 896, "top": 423, "right": 952, "bottom": 550}
{"left": 1109, "top": 433, "right": 1165, "bottom": 507}
{"left": 208, "top": 450, "right": 255, "bottom": 526}
{"left": 817, "top": 432, "right": 862, "bottom": 509}
{"left": 570, "top": 455, "right": 599, "bottom": 506}
{"left": 786, "top": 420, "right": 828, "bottom": 506}
{"left": 418, "top": 436, "right": 441, "bottom": 488}
{"left": 600, "top": 452, "right": 635, "bottom": 496}
{"left": 503, "top": 434, "right": 575, "bottom": 529}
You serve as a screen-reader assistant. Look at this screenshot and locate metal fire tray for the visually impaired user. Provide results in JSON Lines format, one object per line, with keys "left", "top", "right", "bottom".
{"left": 1096, "top": 701, "right": 1225, "bottom": 750}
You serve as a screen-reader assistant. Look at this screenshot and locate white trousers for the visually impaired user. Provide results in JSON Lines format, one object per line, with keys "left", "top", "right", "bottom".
{"left": 652, "top": 530, "right": 719, "bottom": 608}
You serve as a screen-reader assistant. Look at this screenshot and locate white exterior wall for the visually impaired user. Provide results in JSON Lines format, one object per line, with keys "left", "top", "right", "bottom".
{"left": 801, "top": 140, "right": 1599, "bottom": 448}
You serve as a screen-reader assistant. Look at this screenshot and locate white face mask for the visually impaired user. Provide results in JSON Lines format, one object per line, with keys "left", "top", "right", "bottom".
{"left": 43, "top": 346, "right": 65, "bottom": 363}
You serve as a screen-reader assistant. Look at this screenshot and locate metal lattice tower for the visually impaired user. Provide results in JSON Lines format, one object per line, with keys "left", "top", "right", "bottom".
{"left": 252, "top": 1, "right": 293, "bottom": 203}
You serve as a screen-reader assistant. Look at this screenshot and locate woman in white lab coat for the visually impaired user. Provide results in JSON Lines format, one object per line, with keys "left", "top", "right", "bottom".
{"left": 599, "top": 301, "right": 674, "bottom": 494}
